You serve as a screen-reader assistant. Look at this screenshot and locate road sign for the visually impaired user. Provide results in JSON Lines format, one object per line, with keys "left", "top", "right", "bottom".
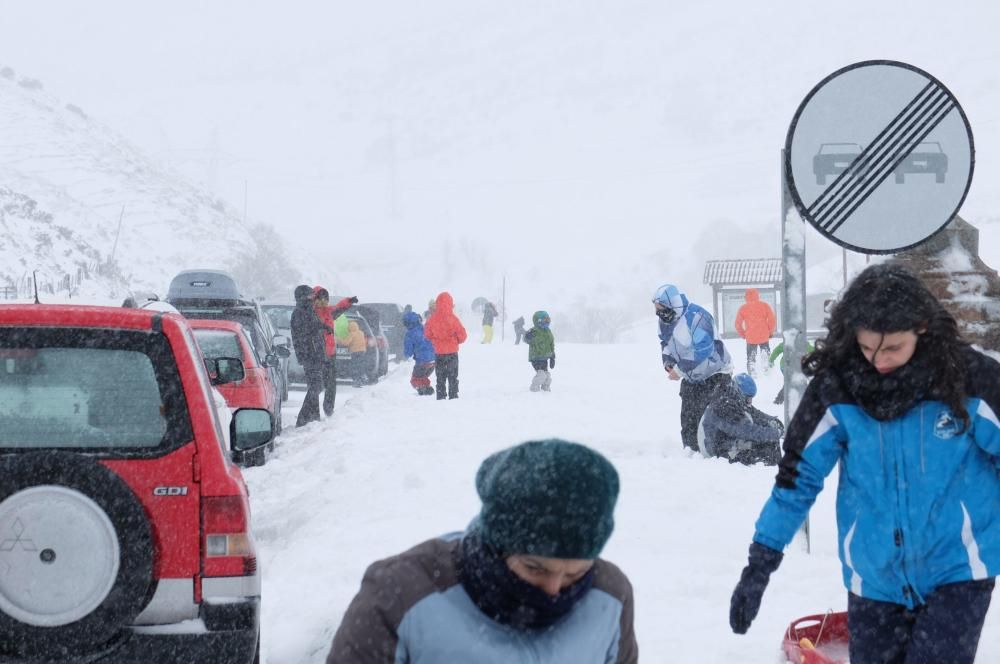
{"left": 785, "top": 61, "right": 974, "bottom": 254}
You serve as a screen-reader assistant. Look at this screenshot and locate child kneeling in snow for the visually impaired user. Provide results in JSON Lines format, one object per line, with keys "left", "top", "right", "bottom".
{"left": 402, "top": 311, "right": 436, "bottom": 395}
{"left": 697, "top": 373, "right": 783, "bottom": 465}
{"left": 524, "top": 310, "right": 555, "bottom": 392}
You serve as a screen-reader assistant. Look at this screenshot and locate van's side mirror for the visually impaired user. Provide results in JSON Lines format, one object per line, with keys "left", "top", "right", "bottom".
{"left": 273, "top": 334, "right": 290, "bottom": 348}
{"left": 264, "top": 354, "right": 281, "bottom": 368}
{"left": 206, "top": 357, "right": 245, "bottom": 385}
{"left": 274, "top": 345, "right": 291, "bottom": 359}
{"left": 231, "top": 408, "right": 273, "bottom": 451}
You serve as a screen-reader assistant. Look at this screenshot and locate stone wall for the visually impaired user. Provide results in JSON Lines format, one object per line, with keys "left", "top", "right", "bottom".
{"left": 891, "top": 216, "right": 1000, "bottom": 351}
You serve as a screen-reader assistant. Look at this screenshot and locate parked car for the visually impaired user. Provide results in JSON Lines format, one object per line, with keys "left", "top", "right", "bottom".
{"left": 261, "top": 303, "right": 305, "bottom": 384}
{"left": 359, "top": 302, "right": 405, "bottom": 362}
{"left": 894, "top": 141, "right": 947, "bottom": 183}
{"left": 189, "top": 319, "right": 283, "bottom": 445}
{"left": 167, "top": 270, "right": 290, "bottom": 402}
{"left": 334, "top": 310, "right": 386, "bottom": 385}
{"left": 0, "top": 304, "right": 266, "bottom": 662}
{"left": 812, "top": 142, "right": 865, "bottom": 185}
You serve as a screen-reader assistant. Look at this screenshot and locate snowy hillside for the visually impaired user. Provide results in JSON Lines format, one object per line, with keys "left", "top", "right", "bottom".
{"left": 0, "top": 67, "right": 258, "bottom": 296}
{"left": 250, "top": 337, "right": 999, "bottom": 663}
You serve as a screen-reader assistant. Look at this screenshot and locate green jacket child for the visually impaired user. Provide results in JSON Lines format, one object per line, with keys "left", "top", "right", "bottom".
{"left": 523, "top": 311, "right": 554, "bottom": 392}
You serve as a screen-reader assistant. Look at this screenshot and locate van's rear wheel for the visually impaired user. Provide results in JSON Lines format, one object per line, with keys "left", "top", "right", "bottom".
{"left": 0, "top": 453, "right": 154, "bottom": 657}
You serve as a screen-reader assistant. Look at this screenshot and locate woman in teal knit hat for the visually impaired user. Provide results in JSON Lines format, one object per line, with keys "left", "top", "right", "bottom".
{"left": 524, "top": 310, "right": 555, "bottom": 392}
{"left": 327, "top": 439, "right": 637, "bottom": 663}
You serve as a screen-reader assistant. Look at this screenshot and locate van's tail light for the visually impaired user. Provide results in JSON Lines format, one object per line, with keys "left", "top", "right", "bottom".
{"left": 203, "top": 495, "right": 256, "bottom": 576}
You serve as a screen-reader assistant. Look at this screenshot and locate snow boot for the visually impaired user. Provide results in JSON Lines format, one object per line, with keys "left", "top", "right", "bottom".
{"left": 530, "top": 369, "right": 546, "bottom": 392}
{"left": 541, "top": 370, "right": 552, "bottom": 392}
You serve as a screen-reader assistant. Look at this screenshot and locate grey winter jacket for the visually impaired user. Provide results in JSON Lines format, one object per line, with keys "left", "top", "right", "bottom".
{"left": 327, "top": 536, "right": 638, "bottom": 664}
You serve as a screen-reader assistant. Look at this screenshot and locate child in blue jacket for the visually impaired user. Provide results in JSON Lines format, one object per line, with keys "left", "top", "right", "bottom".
{"left": 729, "top": 264, "right": 1000, "bottom": 664}
{"left": 402, "top": 311, "right": 436, "bottom": 396}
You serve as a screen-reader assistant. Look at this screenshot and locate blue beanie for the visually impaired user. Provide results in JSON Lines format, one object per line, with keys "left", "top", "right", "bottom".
{"left": 733, "top": 373, "right": 757, "bottom": 397}
{"left": 475, "top": 439, "right": 619, "bottom": 559}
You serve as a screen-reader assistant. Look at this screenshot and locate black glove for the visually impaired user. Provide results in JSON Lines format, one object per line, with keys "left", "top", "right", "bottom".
{"left": 729, "top": 542, "right": 783, "bottom": 634}
{"left": 549, "top": 356, "right": 555, "bottom": 369}
{"left": 349, "top": 296, "right": 359, "bottom": 304}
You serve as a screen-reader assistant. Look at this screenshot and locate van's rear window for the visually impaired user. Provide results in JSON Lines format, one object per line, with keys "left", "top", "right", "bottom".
{"left": 0, "top": 327, "right": 193, "bottom": 452}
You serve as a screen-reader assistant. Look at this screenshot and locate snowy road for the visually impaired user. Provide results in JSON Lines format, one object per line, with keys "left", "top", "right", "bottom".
{"left": 245, "top": 332, "right": 1000, "bottom": 663}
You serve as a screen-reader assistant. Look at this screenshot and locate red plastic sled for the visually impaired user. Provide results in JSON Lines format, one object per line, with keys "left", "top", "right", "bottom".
{"left": 783, "top": 612, "right": 850, "bottom": 664}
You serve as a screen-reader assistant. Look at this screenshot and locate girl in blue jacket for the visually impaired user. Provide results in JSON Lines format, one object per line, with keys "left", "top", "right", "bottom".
{"left": 729, "top": 264, "right": 1000, "bottom": 664}
{"left": 402, "top": 311, "right": 437, "bottom": 395}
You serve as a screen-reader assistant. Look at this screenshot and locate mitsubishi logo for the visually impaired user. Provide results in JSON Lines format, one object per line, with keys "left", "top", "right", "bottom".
{"left": 0, "top": 518, "right": 37, "bottom": 553}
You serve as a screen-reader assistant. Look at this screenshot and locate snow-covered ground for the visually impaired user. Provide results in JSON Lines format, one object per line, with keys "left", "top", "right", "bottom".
{"left": 245, "top": 332, "right": 999, "bottom": 663}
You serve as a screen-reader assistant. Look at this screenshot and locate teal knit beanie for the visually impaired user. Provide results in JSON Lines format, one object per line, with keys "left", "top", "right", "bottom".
{"left": 475, "top": 439, "right": 619, "bottom": 559}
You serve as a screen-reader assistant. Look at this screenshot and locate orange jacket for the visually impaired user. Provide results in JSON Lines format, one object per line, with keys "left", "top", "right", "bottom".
{"left": 734, "top": 288, "right": 776, "bottom": 344}
{"left": 424, "top": 291, "right": 467, "bottom": 354}
{"left": 345, "top": 320, "right": 368, "bottom": 353}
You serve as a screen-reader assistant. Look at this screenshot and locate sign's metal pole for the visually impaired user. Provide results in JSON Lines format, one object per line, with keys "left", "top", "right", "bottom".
{"left": 780, "top": 148, "right": 811, "bottom": 553}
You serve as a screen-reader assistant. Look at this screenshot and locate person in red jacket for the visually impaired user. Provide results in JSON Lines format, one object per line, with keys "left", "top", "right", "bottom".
{"left": 424, "top": 291, "right": 467, "bottom": 400}
{"left": 734, "top": 288, "right": 776, "bottom": 376}
{"left": 313, "top": 286, "right": 355, "bottom": 416}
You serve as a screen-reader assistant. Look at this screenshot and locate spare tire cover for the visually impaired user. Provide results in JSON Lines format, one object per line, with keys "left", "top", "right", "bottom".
{"left": 0, "top": 452, "right": 154, "bottom": 657}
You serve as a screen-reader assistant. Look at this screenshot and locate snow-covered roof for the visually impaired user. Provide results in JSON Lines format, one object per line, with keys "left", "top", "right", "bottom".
{"left": 703, "top": 258, "right": 783, "bottom": 286}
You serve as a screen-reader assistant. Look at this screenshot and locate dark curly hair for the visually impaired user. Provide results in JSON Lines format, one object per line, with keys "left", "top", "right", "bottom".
{"left": 803, "top": 262, "right": 969, "bottom": 427}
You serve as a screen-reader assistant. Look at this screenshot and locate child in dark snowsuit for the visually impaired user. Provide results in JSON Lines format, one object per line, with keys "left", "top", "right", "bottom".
{"left": 697, "top": 373, "right": 783, "bottom": 465}
{"left": 524, "top": 311, "right": 555, "bottom": 392}
{"left": 402, "top": 311, "right": 436, "bottom": 396}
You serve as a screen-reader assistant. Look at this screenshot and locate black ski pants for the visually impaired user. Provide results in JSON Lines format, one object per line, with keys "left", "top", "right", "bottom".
{"left": 848, "top": 578, "right": 994, "bottom": 664}
{"left": 435, "top": 353, "right": 459, "bottom": 399}
{"left": 296, "top": 363, "right": 325, "bottom": 427}
{"left": 745, "top": 342, "right": 770, "bottom": 375}
{"left": 679, "top": 373, "right": 731, "bottom": 451}
{"left": 322, "top": 358, "right": 337, "bottom": 416}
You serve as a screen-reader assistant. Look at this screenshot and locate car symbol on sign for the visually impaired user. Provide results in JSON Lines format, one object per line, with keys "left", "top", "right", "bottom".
{"left": 812, "top": 143, "right": 866, "bottom": 185}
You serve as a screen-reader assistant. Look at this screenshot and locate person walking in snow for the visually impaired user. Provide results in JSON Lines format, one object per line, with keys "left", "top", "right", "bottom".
{"left": 424, "top": 291, "right": 467, "bottom": 400}
{"left": 767, "top": 339, "right": 814, "bottom": 405}
{"left": 734, "top": 288, "right": 776, "bottom": 376}
{"left": 313, "top": 286, "right": 356, "bottom": 415}
{"left": 326, "top": 438, "right": 638, "bottom": 664}
{"left": 481, "top": 301, "right": 498, "bottom": 344}
{"left": 402, "top": 311, "right": 436, "bottom": 396}
{"left": 512, "top": 316, "right": 526, "bottom": 345}
{"left": 291, "top": 284, "right": 335, "bottom": 426}
{"left": 653, "top": 283, "right": 733, "bottom": 452}
{"left": 524, "top": 311, "right": 555, "bottom": 392}
{"left": 729, "top": 264, "right": 1000, "bottom": 664}
{"left": 697, "top": 373, "right": 783, "bottom": 465}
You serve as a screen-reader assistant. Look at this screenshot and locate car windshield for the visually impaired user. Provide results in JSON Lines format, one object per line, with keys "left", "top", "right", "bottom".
{"left": 193, "top": 329, "right": 243, "bottom": 360}
{"left": 262, "top": 305, "right": 293, "bottom": 330}
{"left": 0, "top": 327, "right": 192, "bottom": 450}
{"left": 817, "top": 143, "right": 862, "bottom": 154}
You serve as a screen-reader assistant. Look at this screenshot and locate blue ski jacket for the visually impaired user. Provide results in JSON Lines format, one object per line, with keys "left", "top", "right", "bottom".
{"left": 402, "top": 312, "right": 436, "bottom": 364}
{"left": 658, "top": 295, "right": 732, "bottom": 383}
{"left": 753, "top": 347, "right": 1000, "bottom": 608}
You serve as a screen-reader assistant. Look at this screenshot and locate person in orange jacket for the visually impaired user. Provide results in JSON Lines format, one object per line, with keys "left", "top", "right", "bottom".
{"left": 734, "top": 288, "right": 776, "bottom": 376}
{"left": 423, "top": 291, "right": 467, "bottom": 400}
{"left": 313, "top": 287, "right": 355, "bottom": 415}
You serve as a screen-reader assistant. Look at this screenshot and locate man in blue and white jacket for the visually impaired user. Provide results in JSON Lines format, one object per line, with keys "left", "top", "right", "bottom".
{"left": 653, "top": 283, "right": 733, "bottom": 451}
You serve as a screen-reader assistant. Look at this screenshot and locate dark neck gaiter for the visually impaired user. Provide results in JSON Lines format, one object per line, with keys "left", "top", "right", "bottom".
{"left": 456, "top": 533, "right": 594, "bottom": 631}
{"left": 839, "top": 346, "right": 935, "bottom": 421}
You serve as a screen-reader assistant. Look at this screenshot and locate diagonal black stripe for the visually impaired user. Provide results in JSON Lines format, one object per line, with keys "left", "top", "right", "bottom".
{"left": 817, "top": 93, "right": 953, "bottom": 231}
{"left": 809, "top": 83, "right": 944, "bottom": 221}
{"left": 807, "top": 81, "right": 937, "bottom": 217}
{"left": 819, "top": 95, "right": 954, "bottom": 232}
{"left": 826, "top": 100, "right": 955, "bottom": 235}
{"left": 813, "top": 89, "right": 949, "bottom": 228}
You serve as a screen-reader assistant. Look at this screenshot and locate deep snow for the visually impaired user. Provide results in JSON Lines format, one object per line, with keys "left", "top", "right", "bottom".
{"left": 245, "top": 330, "right": 999, "bottom": 663}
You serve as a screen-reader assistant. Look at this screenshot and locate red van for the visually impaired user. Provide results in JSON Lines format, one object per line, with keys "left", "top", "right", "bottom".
{"left": 0, "top": 305, "right": 266, "bottom": 662}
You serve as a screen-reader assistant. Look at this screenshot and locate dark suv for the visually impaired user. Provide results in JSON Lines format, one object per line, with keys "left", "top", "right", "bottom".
{"left": 359, "top": 302, "right": 404, "bottom": 362}
{"left": 0, "top": 304, "right": 268, "bottom": 662}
